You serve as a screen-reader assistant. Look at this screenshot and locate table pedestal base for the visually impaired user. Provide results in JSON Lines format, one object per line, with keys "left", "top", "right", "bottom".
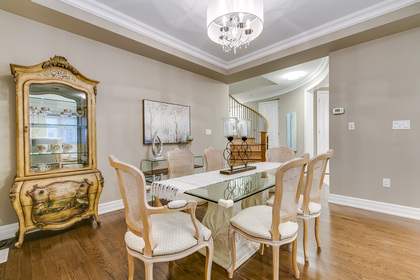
{"left": 200, "top": 192, "right": 268, "bottom": 270}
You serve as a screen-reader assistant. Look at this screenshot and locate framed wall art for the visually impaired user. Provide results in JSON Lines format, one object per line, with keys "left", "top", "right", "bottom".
{"left": 143, "top": 99, "right": 191, "bottom": 144}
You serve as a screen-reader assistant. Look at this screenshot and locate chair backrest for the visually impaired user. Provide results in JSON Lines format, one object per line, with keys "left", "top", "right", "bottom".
{"left": 302, "top": 149, "right": 333, "bottom": 209}
{"left": 166, "top": 148, "right": 194, "bottom": 178}
{"left": 266, "top": 146, "right": 295, "bottom": 163}
{"left": 204, "top": 147, "right": 225, "bottom": 172}
{"left": 270, "top": 153, "right": 309, "bottom": 240}
{"left": 108, "top": 155, "right": 148, "bottom": 236}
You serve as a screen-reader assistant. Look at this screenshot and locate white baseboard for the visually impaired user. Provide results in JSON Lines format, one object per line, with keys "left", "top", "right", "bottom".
{"left": 0, "top": 199, "right": 125, "bottom": 241}
{"left": 328, "top": 194, "right": 420, "bottom": 221}
{"left": 98, "top": 199, "right": 124, "bottom": 215}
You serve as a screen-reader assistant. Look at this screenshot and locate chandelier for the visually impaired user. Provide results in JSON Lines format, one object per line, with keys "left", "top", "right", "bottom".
{"left": 207, "top": 0, "right": 264, "bottom": 54}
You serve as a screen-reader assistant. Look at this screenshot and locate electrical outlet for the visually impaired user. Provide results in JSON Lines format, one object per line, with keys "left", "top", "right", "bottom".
{"left": 205, "top": 129, "right": 211, "bottom": 135}
{"left": 382, "top": 178, "right": 391, "bottom": 188}
{"left": 348, "top": 122, "right": 355, "bottom": 130}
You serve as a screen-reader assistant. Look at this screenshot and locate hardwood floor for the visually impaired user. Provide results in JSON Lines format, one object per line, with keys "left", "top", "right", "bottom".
{"left": 1, "top": 199, "right": 420, "bottom": 280}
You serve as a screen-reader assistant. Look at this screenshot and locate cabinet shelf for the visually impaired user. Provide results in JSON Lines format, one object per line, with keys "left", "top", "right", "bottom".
{"left": 30, "top": 123, "right": 87, "bottom": 128}
{"left": 30, "top": 152, "right": 85, "bottom": 156}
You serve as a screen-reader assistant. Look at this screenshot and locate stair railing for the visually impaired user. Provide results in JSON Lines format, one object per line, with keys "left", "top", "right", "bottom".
{"left": 229, "top": 95, "right": 269, "bottom": 161}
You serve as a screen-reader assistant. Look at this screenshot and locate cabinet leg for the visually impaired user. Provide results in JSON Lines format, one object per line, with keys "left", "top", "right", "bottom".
{"left": 93, "top": 213, "right": 102, "bottom": 224}
{"left": 15, "top": 230, "right": 25, "bottom": 248}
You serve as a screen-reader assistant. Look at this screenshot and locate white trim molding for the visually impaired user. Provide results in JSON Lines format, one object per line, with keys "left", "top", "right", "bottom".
{"left": 0, "top": 199, "right": 125, "bottom": 241}
{"left": 34, "top": 0, "right": 420, "bottom": 70}
{"left": 328, "top": 194, "right": 420, "bottom": 221}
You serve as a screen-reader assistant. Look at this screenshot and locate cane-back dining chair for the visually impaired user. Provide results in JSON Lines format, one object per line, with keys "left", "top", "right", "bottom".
{"left": 203, "top": 147, "right": 225, "bottom": 172}
{"left": 266, "top": 146, "right": 295, "bottom": 163}
{"left": 109, "top": 155, "right": 214, "bottom": 280}
{"left": 297, "top": 149, "right": 333, "bottom": 261}
{"left": 262, "top": 146, "right": 296, "bottom": 254}
{"left": 166, "top": 148, "right": 207, "bottom": 205}
{"left": 227, "top": 153, "right": 309, "bottom": 280}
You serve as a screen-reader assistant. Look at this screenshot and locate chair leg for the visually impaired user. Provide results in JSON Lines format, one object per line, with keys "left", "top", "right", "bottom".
{"left": 227, "top": 226, "right": 236, "bottom": 279}
{"left": 315, "top": 216, "right": 321, "bottom": 248}
{"left": 292, "top": 238, "right": 300, "bottom": 279}
{"left": 303, "top": 219, "right": 309, "bottom": 262}
{"left": 272, "top": 245, "right": 280, "bottom": 280}
{"left": 260, "top": 243, "right": 265, "bottom": 255}
{"left": 153, "top": 195, "right": 162, "bottom": 207}
{"left": 205, "top": 242, "right": 214, "bottom": 280}
{"left": 144, "top": 261, "right": 153, "bottom": 280}
{"left": 127, "top": 253, "right": 134, "bottom": 280}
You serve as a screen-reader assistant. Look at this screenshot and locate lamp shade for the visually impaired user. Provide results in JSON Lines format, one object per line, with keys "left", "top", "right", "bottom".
{"left": 207, "top": 0, "right": 264, "bottom": 45}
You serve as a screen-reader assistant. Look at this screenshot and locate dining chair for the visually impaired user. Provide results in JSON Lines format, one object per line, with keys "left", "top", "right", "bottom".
{"left": 203, "top": 146, "right": 225, "bottom": 172}
{"left": 227, "top": 153, "right": 309, "bottom": 280}
{"left": 297, "top": 149, "right": 333, "bottom": 262}
{"left": 261, "top": 145, "right": 296, "bottom": 251}
{"left": 109, "top": 155, "right": 214, "bottom": 280}
{"left": 266, "top": 146, "right": 295, "bottom": 163}
{"left": 167, "top": 148, "right": 207, "bottom": 206}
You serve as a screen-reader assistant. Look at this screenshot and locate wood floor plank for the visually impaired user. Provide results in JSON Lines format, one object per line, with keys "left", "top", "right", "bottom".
{"left": 1, "top": 199, "right": 420, "bottom": 280}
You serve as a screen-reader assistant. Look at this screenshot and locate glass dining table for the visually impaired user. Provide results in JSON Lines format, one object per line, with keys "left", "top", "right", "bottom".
{"left": 151, "top": 163, "right": 279, "bottom": 271}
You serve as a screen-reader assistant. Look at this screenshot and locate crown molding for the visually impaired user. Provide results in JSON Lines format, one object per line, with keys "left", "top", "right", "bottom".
{"left": 57, "top": 0, "right": 229, "bottom": 69}
{"left": 233, "top": 57, "right": 329, "bottom": 103}
{"left": 53, "top": 0, "right": 419, "bottom": 71}
{"left": 227, "top": 0, "right": 420, "bottom": 69}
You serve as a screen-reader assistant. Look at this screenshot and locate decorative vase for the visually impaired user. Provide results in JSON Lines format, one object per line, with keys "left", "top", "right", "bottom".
{"left": 152, "top": 135, "right": 163, "bottom": 159}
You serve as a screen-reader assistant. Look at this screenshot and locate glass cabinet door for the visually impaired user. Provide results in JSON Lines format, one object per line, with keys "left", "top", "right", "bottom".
{"left": 28, "top": 83, "right": 89, "bottom": 173}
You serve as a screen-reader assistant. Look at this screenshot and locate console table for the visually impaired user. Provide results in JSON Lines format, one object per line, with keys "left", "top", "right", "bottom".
{"left": 141, "top": 156, "right": 204, "bottom": 181}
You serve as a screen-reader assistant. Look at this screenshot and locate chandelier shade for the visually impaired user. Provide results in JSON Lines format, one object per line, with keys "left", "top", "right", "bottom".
{"left": 207, "top": 0, "right": 264, "bottom": 53}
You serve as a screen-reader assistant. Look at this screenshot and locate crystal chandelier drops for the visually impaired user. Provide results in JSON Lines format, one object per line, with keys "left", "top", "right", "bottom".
{"left": 207, "top": 0, "right": 264, "bottom": 54}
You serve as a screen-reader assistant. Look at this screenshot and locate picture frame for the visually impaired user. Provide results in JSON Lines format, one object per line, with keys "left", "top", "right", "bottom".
{"left": 143, "top": 99, "right": 191, "bottom": 144}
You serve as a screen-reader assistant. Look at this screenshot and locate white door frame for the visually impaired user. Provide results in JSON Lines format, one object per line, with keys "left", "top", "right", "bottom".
{"left": 259, "top": 100, "right": 279, "bottom": 148}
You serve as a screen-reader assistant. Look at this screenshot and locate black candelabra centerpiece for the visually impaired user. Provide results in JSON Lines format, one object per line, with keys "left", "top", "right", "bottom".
{"left": 220, "top": 118, "right": 256, "bottom": 175}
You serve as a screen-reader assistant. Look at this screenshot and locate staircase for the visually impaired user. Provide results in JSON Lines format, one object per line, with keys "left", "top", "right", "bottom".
{"left": 229, "top": 95, "right": 269, "bottom": 163}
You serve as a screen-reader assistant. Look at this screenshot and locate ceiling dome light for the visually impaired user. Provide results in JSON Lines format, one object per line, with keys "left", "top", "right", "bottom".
{"left": 282, "top": 71, "right": 306, "bottom": 81}
{"left": 207, "top": 0, "right": 264, "bottom": 54}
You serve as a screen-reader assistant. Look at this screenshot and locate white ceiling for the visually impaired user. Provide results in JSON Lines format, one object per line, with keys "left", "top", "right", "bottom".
{"left": 28, "top": 0, "right": 417, "bottom": 101}
{"left": 4, "top": 0, "right": 418, "bottom": 91}
{"left": 55, "top": 0, "right": 415, "bottom": 69}
{"left": 230, "top": 56, "right": 329, "bottom": 102}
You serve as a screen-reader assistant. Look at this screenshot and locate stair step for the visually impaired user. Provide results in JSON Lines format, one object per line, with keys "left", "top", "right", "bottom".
{"left": 231, "top": 137, "right": 256, "bottom": 144}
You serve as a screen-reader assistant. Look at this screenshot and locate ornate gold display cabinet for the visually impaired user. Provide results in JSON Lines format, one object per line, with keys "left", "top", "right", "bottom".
{"left": 10, "top": 56, "right": 103, "bottom": 248}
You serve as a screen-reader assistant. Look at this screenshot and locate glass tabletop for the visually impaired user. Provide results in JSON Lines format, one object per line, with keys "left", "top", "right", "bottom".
{"left": 184, "top": 169, "right": 277, "bottom": 204}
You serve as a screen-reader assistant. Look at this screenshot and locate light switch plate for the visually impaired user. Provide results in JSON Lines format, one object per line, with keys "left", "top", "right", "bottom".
{"left": 392, "top": 120, "right": 410, "bottom": 130}
{"left": 205, "top": 129, "right": 211, "bottom": 135}
{"left": 348, "top": 122, "right": 355, "bottom": 130}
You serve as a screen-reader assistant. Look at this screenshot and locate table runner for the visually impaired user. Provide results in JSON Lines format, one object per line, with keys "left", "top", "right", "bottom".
{"left": 151, "top": 162, "right": 282, "bottom": 201}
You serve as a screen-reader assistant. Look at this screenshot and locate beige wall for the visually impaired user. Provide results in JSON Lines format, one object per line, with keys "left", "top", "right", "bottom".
{"left": 329, "top": 27, "right": 420, "bottom": 207}
{"left": 0, "top": 10, "right": 228, "bottom": 226}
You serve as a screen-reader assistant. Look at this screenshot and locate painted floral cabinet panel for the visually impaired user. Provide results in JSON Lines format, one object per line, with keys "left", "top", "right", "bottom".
{"left": 10, "top": 56, "right": 103, "bottom": 248}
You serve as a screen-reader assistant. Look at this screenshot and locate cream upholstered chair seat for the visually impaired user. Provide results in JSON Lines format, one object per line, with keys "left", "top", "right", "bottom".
{"left": 109, "top": 155, "right": 213, "bottom": 280}
{"left": 125, "top": 212, "right": 212, "bottom": 256}
{"left": 230, "top": 205, "right": 297, "bottom": 240}
{"left": 297, "top": 195, "right": 321, "bottom": 215}
{"left": 227, "top": 154, "right": 309, "bottom": 280}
